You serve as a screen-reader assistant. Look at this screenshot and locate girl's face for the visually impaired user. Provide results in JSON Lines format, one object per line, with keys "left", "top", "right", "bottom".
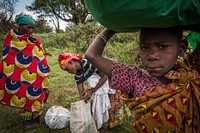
{"left": 63, "top": 61, "right": 77, "bottom": 74}
{"left": 19, "top": 24, "right": 35, "bottom": 34}
{"left": 139, "top": 29, "right": 182, "bottom": 78}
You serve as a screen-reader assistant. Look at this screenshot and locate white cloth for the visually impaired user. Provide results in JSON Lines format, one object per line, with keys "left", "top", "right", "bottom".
{"left": 87, "top": 73, "right": 115, "bottom": 129}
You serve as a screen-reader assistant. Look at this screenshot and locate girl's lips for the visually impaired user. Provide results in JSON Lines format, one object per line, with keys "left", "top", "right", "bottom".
{"left": 146, "top": 67, "right": 162, "bottom": 71}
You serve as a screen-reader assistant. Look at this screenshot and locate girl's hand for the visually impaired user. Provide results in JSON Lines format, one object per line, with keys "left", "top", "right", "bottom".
{"left": 81, "top": 88, "right": 95, "bottom": 101}
{"left": 79, "top": 92, "right": 84, "bottom": 100}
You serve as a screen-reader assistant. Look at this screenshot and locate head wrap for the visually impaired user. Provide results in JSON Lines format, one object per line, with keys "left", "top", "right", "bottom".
{"left": 58, "top": 53, "right": 82, "bottom": 69}
{"left": 15, "top": 15, "right": 35, "bottom": 26}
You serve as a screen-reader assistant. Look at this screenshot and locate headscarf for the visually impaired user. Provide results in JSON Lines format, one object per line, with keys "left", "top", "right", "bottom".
{"left": 15, "top": 15, "right": 35, "bottom": 26}
{"left": 58, "top": 53, "right": 82, "bottom": 69}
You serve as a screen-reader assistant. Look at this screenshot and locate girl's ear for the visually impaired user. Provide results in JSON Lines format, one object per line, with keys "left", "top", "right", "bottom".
{"left": 179, "top": 38, "right": 188, "bottom": 56}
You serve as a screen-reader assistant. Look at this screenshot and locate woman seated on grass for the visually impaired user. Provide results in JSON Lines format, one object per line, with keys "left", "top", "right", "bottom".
{"left": 85, "top": 27, "right": 200, "bottom": 133}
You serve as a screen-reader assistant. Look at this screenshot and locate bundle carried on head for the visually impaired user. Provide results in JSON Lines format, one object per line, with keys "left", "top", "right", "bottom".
{"left": 84, "top": 0, "right": 200, "bottom": 32}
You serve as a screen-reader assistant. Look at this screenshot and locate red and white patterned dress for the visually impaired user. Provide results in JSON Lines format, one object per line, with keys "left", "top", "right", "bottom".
{"left": 110, "top": 63, "right": 162, "bottom": 98}
{"left": 0, "top": 29, "right": 50, "bottom": 112}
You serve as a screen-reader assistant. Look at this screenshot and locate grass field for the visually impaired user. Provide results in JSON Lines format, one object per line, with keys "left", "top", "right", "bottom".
{"left": 0, "top": 47, "right": 133, "bottom": 133}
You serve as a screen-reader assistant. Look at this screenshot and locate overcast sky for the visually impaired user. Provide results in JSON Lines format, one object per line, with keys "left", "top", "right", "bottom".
{"left": 15, "top": 0, "right": 33, "bottom": 14}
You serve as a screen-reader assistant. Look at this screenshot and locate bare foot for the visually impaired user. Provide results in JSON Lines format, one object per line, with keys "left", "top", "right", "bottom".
{"left": 24, "top": 120, "right": 36, "bottom": 129}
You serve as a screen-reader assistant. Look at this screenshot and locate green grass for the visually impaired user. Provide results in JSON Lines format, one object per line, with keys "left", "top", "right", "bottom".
{"left": 0, "top": 47, "right": 133, "bottom": 133}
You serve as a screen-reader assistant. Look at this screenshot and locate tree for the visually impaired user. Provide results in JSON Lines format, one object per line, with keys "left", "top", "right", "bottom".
{"left": 34, "top": 18, "right": 53, "bottom": 33}
{"left": 26, "top": 0, "right": 89, "bottom": 32}
{"left": 0, "top": 0, "right": 18, "bottom": 33}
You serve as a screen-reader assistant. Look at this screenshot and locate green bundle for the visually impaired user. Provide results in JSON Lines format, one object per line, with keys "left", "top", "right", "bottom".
{"left": 84, "top": 0, "right": 200, "bottom": 32}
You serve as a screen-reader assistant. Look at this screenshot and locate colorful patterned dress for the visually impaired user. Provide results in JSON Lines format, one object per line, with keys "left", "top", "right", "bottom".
{"left": 120, "top": 61, "right": 200, "bottom": 133}
{"left": 0, "top": 29, "right": 50, "bottom": 112}
{"left": 110, "top": 40, "right": 200, "bottom": 132}
{"left": 110, "top": 39, "right": 200, "bottom": 133}
{"left": 75, "top": 59, "right": 131, "bottom": 129}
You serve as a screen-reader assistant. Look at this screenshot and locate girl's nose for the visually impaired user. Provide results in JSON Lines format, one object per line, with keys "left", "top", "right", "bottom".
{"left": 147, "top": 48, "right": 159, "bottom": 60}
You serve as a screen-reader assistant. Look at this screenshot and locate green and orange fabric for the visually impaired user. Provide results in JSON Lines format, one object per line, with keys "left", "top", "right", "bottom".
{"left": 187, "top": 32, "right": 200, "bottom": 50}
{"left": 106, "top": 90, "right": 131, "bottom": 128}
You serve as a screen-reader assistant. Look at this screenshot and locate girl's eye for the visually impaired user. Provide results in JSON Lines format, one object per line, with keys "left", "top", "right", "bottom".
{"left": 139, "top": 42, "right": 149, "bottom": 50}
{"left": 140, "top": 46, "right": 148, "bottom": 50}
{"left": 26, "top": 27, "right": 35, "bottom": 29}
{"left": 158, "top": 45, "right": 168, "bottom": 49}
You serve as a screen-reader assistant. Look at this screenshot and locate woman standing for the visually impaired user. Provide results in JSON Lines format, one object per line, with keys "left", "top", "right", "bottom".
{"left": 0, "top": 15, "right": 50, "bottom": 128}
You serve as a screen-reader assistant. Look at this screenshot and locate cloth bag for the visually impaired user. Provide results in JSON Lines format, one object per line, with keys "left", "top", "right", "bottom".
{"left": 45, "top": 106, "right": 70, "bottom": 129}
{"left": 70, "top": 100, "right": 98, "bottom": 133}
{"left": 84, "top": 0, "right": 200, "bottom": 32}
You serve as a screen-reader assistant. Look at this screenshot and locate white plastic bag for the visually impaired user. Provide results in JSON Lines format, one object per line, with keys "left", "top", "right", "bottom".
{"left": 45, "top": 106, "right": 70, "bottom": 129}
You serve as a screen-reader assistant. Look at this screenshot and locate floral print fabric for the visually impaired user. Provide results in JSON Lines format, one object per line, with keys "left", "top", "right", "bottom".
{"left": 110, "top": 63, "right": 162, "bottom": 98}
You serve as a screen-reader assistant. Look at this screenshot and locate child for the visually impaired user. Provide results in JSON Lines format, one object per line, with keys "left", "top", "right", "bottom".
{"left": 58, "top": 53, "right": 131, "bottom": 132}
{"left": 85, "top": 28, "right": 200, "bottom": 132}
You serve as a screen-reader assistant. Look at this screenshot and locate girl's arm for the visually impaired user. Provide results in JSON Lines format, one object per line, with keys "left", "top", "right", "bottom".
{"left": 81, "top": 71, "right": 108, "bottom": 101}
{"left": 85, "top": 28, "right": 115, "bottom": 78}
{"left": 77, "top": 83, "right": 85, "bottom": 99}
{"left": 91, "top": 71, "right": 108, "bottom": 92}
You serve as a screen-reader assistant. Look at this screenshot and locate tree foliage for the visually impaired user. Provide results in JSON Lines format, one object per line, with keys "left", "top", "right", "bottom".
{"left": 0, "top": 0, "right": 18, "bottom": 33}
{"left": 27, "top": 0, "right": 89, "bottom": 32}
{"left": 34, "top": 18, "right": 53, "bottom": 33}
{"left": 34, "top": 21, "right": 140, "bottom": 66}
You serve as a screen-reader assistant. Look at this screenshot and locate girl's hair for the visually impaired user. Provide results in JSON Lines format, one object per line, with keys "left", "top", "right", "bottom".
{"left": 140, "top": 27, "right": 183, "bottom": 42}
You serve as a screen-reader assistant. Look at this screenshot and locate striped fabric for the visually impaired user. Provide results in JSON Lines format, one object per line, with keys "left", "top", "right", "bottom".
{"left": 75, "top": 59, "right": 99, "bottom": 85}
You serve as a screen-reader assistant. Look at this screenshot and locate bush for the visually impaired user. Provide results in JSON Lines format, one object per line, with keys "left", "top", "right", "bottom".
{"left": 34, "top": 21, "right": 140, "bottom": 66}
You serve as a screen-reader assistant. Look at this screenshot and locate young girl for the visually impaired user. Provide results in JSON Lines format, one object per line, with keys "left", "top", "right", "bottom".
{"left": 85, "top": 27, "right": 200, "bottom": 132}
{"left": 58, "top": 53, "right": 131, "bottom": 132}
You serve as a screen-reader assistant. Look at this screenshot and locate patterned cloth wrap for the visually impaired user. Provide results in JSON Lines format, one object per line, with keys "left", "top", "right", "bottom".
{"left": 106, "top": 89, "right": 131, "bottom": 128}
{"left": 0, "top": 29, "right": 50, "bottom": 112}
{"left": 121, "top": 61, "right": 200, "bottom": 133}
